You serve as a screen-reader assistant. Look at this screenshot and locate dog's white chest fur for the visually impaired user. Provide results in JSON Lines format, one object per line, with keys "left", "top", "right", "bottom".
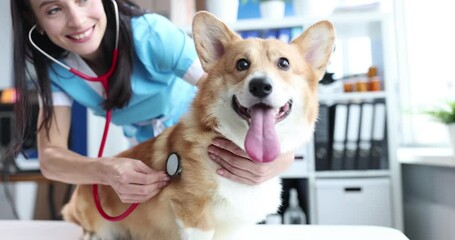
{"left": 175, "top": 176, "right": 282, "bottom": 240}
{"left": 213, "top": 176, "right": 282, "bottom": 225}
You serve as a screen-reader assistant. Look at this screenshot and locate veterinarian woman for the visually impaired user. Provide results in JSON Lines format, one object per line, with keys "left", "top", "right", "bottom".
{"left": 9, "top": 0, "right": 294, "bottom": 204}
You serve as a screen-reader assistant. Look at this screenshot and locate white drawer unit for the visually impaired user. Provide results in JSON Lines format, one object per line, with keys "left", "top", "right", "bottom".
{"left": 315, "top": 177, "right": 392, "bottom": 226}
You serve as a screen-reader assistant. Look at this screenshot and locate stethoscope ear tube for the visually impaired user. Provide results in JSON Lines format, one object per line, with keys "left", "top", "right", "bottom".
{"left": 28, "top": 24, "right": 71, "bottom": 71}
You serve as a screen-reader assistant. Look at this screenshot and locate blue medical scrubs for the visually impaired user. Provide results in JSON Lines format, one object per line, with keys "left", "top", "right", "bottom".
{"left": 46, "top": 14, "right": 202, "bottom": 143}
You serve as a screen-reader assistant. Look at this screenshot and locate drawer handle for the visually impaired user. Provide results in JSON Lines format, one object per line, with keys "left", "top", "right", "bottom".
{"left": 344, "top": 187, "right": 362, "bottom": 192}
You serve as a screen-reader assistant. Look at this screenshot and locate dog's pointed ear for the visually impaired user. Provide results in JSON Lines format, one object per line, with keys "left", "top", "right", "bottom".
{"left": 292, "top": 21, "right": 336, "bottom": 81}
{"left": 192, "top": 11, "right": 241, "bottom": 72}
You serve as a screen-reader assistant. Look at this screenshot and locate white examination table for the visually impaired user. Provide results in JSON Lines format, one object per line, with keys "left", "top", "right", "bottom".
{"left": 0, "top": 220, "right": 409, "bottom": 240}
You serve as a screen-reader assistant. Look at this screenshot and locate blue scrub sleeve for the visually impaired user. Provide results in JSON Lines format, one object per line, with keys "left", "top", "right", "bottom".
{"left": 132, "top": 14, "right": 198, "bottom": 82}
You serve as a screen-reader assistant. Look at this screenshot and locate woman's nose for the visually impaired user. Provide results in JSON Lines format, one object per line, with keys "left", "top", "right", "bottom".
{"left": 67, "top": 6, "right": 86, "bottom": 28}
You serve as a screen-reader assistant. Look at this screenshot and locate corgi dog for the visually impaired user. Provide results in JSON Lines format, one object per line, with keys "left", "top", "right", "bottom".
{"left": 62, "top": 11, "right": 335, "bottom": 240}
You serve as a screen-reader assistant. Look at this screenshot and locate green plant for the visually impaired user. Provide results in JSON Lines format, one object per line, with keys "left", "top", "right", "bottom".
{"left": 424, "top": 101, "right": 455, "bottom": 124}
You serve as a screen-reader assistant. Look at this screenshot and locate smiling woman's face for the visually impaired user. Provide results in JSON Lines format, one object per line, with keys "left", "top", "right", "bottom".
{"left": 30, "top": 0, "right": 107, "bottom": 61}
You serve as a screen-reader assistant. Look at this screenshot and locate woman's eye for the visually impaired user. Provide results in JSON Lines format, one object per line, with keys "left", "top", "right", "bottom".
{"left": 47, "top": 7, "right": 62, "bottom": 15}
{"left": 236, "top": 59, "right": 250, "bottom": 71}
{"left": 277, "top": 57, "right": 290, "bottom": 70}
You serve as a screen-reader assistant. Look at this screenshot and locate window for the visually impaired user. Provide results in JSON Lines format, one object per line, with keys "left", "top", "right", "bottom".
{"left": 329, "top": 37, "right": 373, "bottom": 79}
{"left": 396, "top": 0, "right": 455, "bottom": 147}
{"left": 327, "top": 21, "right": 376, "bottom": 79}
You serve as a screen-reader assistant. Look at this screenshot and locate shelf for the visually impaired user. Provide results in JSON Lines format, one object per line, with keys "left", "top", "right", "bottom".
{"left": 314, "top": 170, "right": 390, "bottom": 178}
{"left": 180, "top": 16, "right": 306, "bottom": 33}
{"left": 226, "top": 17, "right": 306, "bottom": 31}
{"left": 180, "top": 11, "right": 390, "bottom": 34}
{"left": 319, "top": 91, "right": 386, "bottom": 104}
{"left": 229, "top": 12, "right": 388, "bottom": 31}
{"left": 328, "top": 11, "right": 388, "bottom": 24}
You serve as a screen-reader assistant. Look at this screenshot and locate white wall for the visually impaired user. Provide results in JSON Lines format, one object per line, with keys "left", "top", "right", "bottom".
{"left": 0, "top": 0, "right": 12, "bottom": 89}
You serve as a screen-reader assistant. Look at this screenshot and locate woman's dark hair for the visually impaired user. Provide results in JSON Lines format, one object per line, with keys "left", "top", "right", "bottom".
{"left": 9, "top": 0, "right": 146, "bottom": 157}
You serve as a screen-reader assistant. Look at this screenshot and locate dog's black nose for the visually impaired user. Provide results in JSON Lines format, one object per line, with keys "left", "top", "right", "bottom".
{"left": 249, "top": 77, "right": 272, "bottom": 98}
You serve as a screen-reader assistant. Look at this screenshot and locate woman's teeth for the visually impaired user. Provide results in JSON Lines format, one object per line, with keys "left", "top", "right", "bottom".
{"left": 70, "top": 28, "right": 92, "bottom": 40}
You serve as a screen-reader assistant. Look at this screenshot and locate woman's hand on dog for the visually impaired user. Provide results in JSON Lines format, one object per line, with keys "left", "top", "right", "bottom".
{"left": 102, "top": 158, "right": 170, "bottom": 203}
{"left": 208, "top": 138, "right": 294, "bottom": 185}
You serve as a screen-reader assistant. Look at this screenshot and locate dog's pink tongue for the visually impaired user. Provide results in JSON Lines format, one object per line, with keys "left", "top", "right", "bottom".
{"left": 245, "top": 106, "right": 280, "bottom": 162}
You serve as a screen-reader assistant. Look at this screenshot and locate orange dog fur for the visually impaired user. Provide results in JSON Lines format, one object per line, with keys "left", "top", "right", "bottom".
{"left": 62, "top": 11, "right": 335, "bottom": 240}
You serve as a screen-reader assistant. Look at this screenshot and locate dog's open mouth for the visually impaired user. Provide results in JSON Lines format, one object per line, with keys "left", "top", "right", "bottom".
{"left": 231, "top": 96, "right": 293, "bottom": 163}
{"left": 231, "top": 96, "right": 293, "bottom": 123}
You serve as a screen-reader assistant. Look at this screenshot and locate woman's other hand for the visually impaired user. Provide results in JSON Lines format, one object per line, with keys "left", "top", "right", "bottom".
{"left": 208, "top": 138, "right": 294, "bottom": 185}
{"left": 100, "top": 158, "right": 170, "bottom": 203}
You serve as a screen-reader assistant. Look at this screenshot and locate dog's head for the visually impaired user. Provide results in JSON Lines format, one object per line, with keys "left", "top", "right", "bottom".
{"left": 192, "top": 12, "right": 335, "bottom": 163}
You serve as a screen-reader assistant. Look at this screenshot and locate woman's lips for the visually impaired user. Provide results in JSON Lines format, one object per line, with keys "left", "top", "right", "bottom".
{"left": 67, "top": 26, "right": 95, "bottom": 42}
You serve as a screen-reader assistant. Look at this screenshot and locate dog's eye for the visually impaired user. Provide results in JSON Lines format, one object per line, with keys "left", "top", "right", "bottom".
{"left": 236, "top": 59, "right": 250, "bottom": 71}
{"left": 277, "top": 58, "right": 290, "bottom": 70}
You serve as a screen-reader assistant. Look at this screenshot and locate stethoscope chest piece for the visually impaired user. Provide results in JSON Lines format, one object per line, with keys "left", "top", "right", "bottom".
{"left": 166, "top": 153, "right": 182, "bottom": 176}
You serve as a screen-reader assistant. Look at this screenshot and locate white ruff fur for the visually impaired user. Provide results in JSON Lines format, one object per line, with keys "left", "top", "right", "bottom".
{"left": 210, "top": 176, "right": 281, "bottom": 240}
{"left": 177, "top": 220, "right": 215, "bottom": 240}
{"left": 176, "top": 175, "right": 280, "bottom": 240}
{"left": 213, "top": 176, "right": 282, "bottom": 224}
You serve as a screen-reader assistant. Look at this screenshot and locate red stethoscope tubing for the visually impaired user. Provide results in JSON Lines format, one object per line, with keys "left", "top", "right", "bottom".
{"left": 92, "top": 110, "right": 140, "bottom": 221}
{"left": 74, "top": 50, "right": 140, "bottom": 222}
